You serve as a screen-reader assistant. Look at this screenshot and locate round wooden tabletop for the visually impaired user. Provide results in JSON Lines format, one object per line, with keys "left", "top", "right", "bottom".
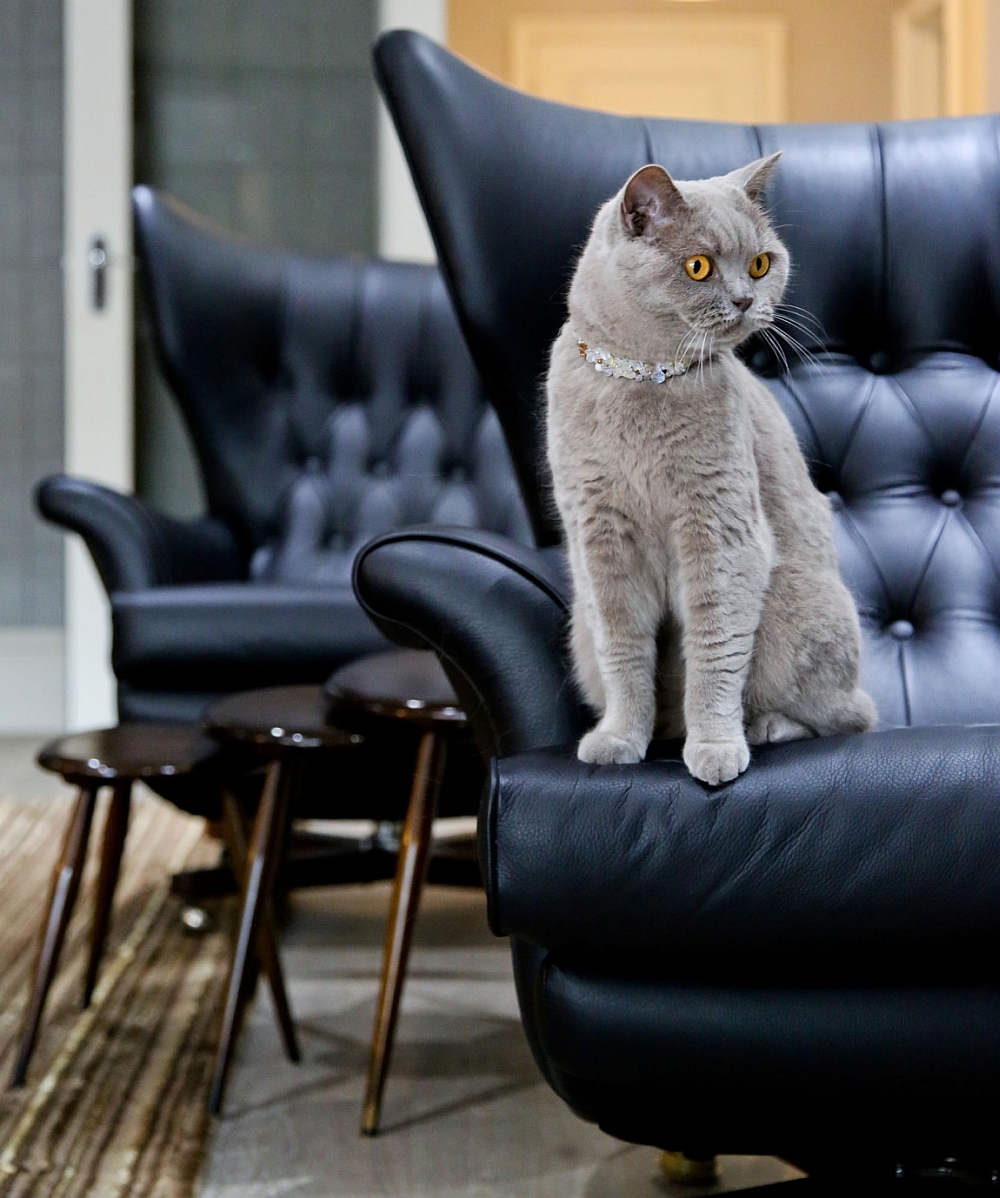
{"left": 324, "top": 649, "right": 466, "bottom": 729}
{"left": 37, "top": 724, "right": 221, "bottom": 783}
{"left": 203, "top": 685, "right": 364, "bottom": 751}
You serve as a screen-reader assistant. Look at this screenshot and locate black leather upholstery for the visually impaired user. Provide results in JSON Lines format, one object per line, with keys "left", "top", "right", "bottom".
{"left": 36, "top": 187, "right": 531, "bottom": 726}
{"left": 359, "top": 30, "right": 1000, "bottom": 1172}
{"left": 485, "top": 728, "right": 1000, "bottom": 972}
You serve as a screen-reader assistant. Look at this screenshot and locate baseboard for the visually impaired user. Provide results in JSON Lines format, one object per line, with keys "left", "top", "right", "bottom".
{"left": 0, "top": 628, "right": 64, "bottom": 734}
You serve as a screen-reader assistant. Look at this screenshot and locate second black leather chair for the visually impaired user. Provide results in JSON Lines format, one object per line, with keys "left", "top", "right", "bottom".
{"left": 37, "top": 187, "right": 533, "bottom": 817}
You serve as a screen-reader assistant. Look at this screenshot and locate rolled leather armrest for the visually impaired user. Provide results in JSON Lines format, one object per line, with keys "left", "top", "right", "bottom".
{"left": 36, "top": 473, "right": 246, "bottom": 593}
{"left": 484, "top": 724, "right": 1000, "bottom": 974}
{"left": 353, "top": 526, "right": 588, "bottom": 757}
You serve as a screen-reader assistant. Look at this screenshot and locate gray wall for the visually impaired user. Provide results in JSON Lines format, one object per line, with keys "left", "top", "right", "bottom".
{"left": 0, "top": 0, "right": 65, "bottom": 627}
{"left": 133, "top": 0, "right": 379, "bottom": 518}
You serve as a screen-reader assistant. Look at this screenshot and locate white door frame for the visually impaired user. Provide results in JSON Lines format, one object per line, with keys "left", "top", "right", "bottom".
{"left": 376, "top": 0, "right": 446, "bottom": 262}
{"left": 64, "top": 0, "right": 133, "bottom": 730}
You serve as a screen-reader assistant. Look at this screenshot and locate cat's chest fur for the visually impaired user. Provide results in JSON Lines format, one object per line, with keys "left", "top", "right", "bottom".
{"left": 547, "top": 324, "right": 763, "bottom": 541}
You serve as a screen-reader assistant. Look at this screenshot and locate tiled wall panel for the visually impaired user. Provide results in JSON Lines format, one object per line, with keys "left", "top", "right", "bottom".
{"left": 0, "top": 0, "right": 65, "bottom": 627}
{"left": 134, "top": 0, "right": 378, "bottom": 517}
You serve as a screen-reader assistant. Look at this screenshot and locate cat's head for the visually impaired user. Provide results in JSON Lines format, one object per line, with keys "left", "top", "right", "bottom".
{"left": 581, "top": 154, "right": 788, "bottom": 352}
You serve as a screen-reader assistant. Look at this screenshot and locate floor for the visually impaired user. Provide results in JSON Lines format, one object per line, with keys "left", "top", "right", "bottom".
{"left": 1, "top": 737, "right": 801, "bottom": 1198}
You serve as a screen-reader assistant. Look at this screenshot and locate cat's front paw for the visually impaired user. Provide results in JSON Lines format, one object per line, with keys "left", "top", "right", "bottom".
{"left": 683, "top": 737, "right": 750, "bottom": 785}
{"left": 578, "top": 728, "right": 646, "bottom": 765}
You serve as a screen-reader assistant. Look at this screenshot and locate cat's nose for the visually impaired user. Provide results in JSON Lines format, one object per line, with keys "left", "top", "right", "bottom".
{"left": 732, "top": 296, "right": 753, "bottom": 312}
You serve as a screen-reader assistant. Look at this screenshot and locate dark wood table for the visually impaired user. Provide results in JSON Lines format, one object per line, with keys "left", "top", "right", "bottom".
{"left": 325, "top": 650, "right": 471, "bottom": 1136}
{"left": 202, "top": 649, "right": 476, "bottom": 1128}
{"left": 11, "top": 724, "right": 221, "bottom": 1089}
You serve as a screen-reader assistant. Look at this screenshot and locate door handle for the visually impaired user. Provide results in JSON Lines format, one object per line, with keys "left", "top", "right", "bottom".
{"left": 88, "top": 237, "right": 108, "bottom": 311}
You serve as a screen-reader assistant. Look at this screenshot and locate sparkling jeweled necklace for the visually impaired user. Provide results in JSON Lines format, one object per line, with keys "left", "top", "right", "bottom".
{"left": 577, "top": 339, "right": 691, "bottom": 383}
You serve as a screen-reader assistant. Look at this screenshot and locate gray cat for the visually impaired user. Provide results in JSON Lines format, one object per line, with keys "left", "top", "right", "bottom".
{"left": 546, "top": 154, "right": 876, "bottom": 785}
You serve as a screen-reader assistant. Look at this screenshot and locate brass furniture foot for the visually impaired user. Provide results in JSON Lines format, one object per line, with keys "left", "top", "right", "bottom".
{"left": 659, "top": 1152, "right": 721, "bottom": 1184}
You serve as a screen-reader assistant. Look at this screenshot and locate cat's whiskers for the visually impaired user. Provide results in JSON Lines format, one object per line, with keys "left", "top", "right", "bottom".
{"left": 776, "top": 303, "right": 827, "bottom": 336}
{"left": 677, "top": 325, "right": 702, "bottom": 367}
{"left": 697, "top": 330, "right": 712, "bottom": 387}
{"left": 769, "top": 324, "right": 827, "bottom": 373}
{"left": 775, "top": 311, "right": 826, "bottom": 347}
{"left": 759, "top": 327, "right": 791, "bottom": 377}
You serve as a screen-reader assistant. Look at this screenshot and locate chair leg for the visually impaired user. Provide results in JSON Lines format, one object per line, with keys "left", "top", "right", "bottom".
{"left": 361, "top": 730, "right": 447, "bottom": 1136}
{"left": 82, "top": 780, "right": 132, "bottom": 1008}
{"left": 209, "top": 756, "right": 295, "bottom": 1115}
{"left": 10, "top": 782, "right": 100, "bottom": 1087}
{"left": 220, "top": 790, "right": 300, "bottom": 1065}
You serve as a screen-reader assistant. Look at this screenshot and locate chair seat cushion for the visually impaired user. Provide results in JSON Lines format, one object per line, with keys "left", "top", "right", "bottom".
{"left": 112, "top": 582, "right": 390, "bottom": 691}
{"left": 484, "top": 725, "right": 1000, "bottom": 976}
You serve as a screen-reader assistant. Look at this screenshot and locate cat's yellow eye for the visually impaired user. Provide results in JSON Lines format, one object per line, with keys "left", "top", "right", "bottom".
{"left": 749, "top": 252, "right": 770, "bottom": 279}
{"left": 684, "top": 255, "right": 713, "bottom": 281}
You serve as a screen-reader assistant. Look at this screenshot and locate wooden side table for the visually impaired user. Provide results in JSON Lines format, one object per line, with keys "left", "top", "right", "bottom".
{"left": 324, "top": 649, "right": 470, "bottom": 1136}
{"left": 201, "top": 684, "right": 366, "bottom": 1114}
{"left": 201, "top": 650, "right": 474, "bottom": 1130}
{"left": 10, "top": 725, "right": 222, "bottom": 1088}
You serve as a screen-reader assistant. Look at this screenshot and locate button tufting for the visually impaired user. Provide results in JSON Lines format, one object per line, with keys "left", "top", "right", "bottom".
{"left": 447, "top": 465, "right": 468, "bottom": 483}
{"left": 868, "top": 350, "right": 892, "bottom": 374}
{"left": 749, "top": 348, "right": 770, "bottom": 372}
{"left": 370, "top": 458, "right": 390, "bottom": 478}
{"left": 940, "top": 489, "right": 962, "bottom": 506}
{"left": 889, "top": 619, "right": 914, "bottom": 640}
{"left": 827, "top": 492, "right": 844, "bottom": 512}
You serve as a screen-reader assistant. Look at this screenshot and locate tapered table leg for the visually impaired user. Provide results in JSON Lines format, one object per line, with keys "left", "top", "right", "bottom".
{"left": 220, "top": 790, "right": 300, "bottom": 1064}
{"left": 82, "top": 781, "right": 132, "bottom": 1008}
{"left": 11, "top": 783, "right": 100, "bottom": 1087}
{"left": 361, "top": 730, "right": 447, "bottom": 1135}
{"left": 209, "top": 756, "right": 297, "bottom": 1114}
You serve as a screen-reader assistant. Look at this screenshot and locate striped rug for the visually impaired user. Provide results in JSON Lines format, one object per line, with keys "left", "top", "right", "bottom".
{"left": 0, "top": 793, "right": 233, "bottom": 1197}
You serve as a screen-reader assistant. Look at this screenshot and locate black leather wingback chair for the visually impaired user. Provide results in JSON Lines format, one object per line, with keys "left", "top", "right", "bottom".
{"left": 37, "top": 187, "right": 531, "bottom": 733}
{"left": 354, "top": 31, "right": 1000, "bottom": 1185}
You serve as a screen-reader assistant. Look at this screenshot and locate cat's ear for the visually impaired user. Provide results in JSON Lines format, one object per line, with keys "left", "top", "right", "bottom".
{"left": 621, "top": 165, "right": 688, "bottom": 237}
{"left": 727, "top": 152, "right": 782, "bottom": 204}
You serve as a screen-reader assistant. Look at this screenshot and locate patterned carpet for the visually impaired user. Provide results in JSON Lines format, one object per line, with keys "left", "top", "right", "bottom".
{"left": 0, "top": 794, "right": 231, "bottom": 1197}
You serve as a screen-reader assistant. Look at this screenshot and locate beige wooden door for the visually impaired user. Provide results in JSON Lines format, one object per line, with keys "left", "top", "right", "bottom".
{"left": 892, "top": 0, "right": 996, "bottom": 118}
{"left": 448, "top": 0, "right": 993, "bottom": 125}
{"left": 508, "top": 13, "right": 788, "bottom": 122}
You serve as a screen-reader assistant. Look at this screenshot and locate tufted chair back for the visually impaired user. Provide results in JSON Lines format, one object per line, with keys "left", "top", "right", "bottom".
{"left": 132, "top": 187, "right": 533, "bottom": 583}
{"left": 376, "top": 33, "right": 1000, "bottom": 734}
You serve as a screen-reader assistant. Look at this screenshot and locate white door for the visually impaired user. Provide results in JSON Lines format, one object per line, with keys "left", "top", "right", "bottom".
{"left": 63, "top": 0, "right": 133, "bottom": 729}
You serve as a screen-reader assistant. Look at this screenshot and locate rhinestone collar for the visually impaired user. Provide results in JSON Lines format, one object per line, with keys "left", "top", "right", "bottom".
{"left": 577, "top": 339, "right": 690, "bottom": 383}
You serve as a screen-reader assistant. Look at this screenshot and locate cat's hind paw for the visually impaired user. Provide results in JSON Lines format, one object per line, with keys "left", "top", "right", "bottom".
{"left": 683, "top": 737, "right": 750, "bottom": 785}
{"left": 577, "top": 728, "right": 645, "bottom": 765}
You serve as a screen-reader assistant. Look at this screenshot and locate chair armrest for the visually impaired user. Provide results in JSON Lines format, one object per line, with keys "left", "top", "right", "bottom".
{"left": 36, "top": 473, "right": 246, "bottom": 593}
{"left": 353, "top": 526, "right": 588, "bottom": 757}
{"left": 483, "top": 725, "right": 1000, "bottom": 972}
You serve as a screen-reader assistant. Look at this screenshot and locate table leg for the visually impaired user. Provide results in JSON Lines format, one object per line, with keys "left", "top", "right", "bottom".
{"left": 210, "top": 755, "right": 296, "bottom": 1115}
{"left": 361, "top": 729, "right": 447, "bottom": 1135}
{"left": 11, "top": 782, "right": 100, "bottom": 1087}
{"left": 82, "top": 780, "right": 132, "bottom": 1007}
{"left": 220, "top": 790, "right": 300, "bottom": 1065}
